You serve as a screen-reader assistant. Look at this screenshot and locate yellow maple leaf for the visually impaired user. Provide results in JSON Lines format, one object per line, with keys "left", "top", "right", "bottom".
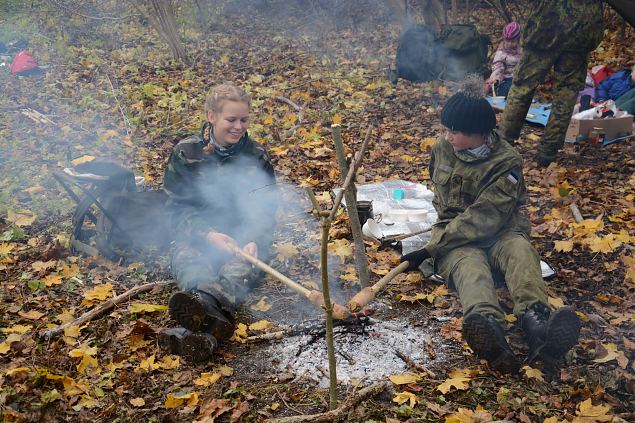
{"left": 0, "top": 333, "right": 22, "bottom": 354}
{"left": 249, "top": 320, "right": 273, "bottom": 332}
{"left": 137, "top": 354, "right": 160, "bottom": 373}
{"left": 574, "top": 398, "right": 612, "bottom": 422}
{"left": 548, "top": 296, "right": 565, "bottom": 309}
{"left": 64, "top": 324, "right": 81, "bottom": 338}
{"left": 81, "top": 283, "right": 114, "bottom": 306}
{"left": 71, "top": 155, "right": 95, "bottom": 166}
{"left": 504, "top": 314, "right": 517, "bottom": 323}
{"left": 593, "top": 343, "right": 622, "bottom": 363}
{"left": 230, "top": 323, "right": 248, "bottom": 343}
{"left": 587, "top": 235, "right": 619, "bottom": 254}
{"left": 7, "top": 209, "right": 36, "bottom": 227}
{"left": 445, "top": 405, "right": 493, "bottom": 423}
{"left": 2, "top": 324, "right": 32, "bottom": 334}
{"left": 397, "top": 292, "right": 433, "bottom": 303}
{"left": 554, "top": 239, "right": 574, "bottom": 252}
{"left": 5, "top": 367, "right": 30, "bottom": 377}
{"left": 420, "top": 137, "right": 436, "bottom": 151}
{"left": 60, "top": 263, "right": 79, "bottom": 278}
{"left": 69, "top": 344, "right": 99, "bottom": 374}
{"left": 0, "top": 243, "right": 14, "bottom": 255}
{"left": 332, "top": 113, "right": 342, "bottom": 125}
{"left": 31, "top": 260, "right": 57, "bottom": 272}
{"left": 328, "top": 239, "right": 352, "bottom": 262}
{"left": 194, "top": 371, "right": 222, "bottom": 386}
{"left": 165, "top": 391, "right": 200, "bottom": 409}
{"left": 389, "top": 373, "right": 421, "bottom": 385}
{"left": 522, "top": 365, "right": 545, "bottom": 382}
{"left": 128, "top": 303, "right": 168, "bottom": 313}
{"left": 393, "top": 391, "right": 418, "bottom": 407}
{"left": 42, "top": 274, "right": 63, "bottom": 287}
{"left": 437, "top": 369, "right": 473, "bottom": 394}
{"left": 250, "top": 296, "right": 272, "bottom": 312}
{"left": 158, "top": 355, "right": 180, "bottom": 370}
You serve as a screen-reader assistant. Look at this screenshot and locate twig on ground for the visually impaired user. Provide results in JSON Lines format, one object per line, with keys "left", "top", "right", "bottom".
{"left": 267, "top": 380, "right": 386, "bottom": 423}
{"left": 395, "top": 349, "right": 437, "bottom": 378}
{"left": 569, "top": 203, "right": 584, "bottom": 223}
{"left": 42, "top": 281, "right": 172, "bottom": 340}
{"left": 273, "top": 96, "right": 302, "bottom": 111}
{"left": 105, "top": 73, "right": 131, "bottom": 136}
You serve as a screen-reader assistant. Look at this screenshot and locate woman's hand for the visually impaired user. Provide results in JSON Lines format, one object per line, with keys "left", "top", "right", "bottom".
{"left": 241, "top": 242, "right": 258, "bottom": 260}
{"left": 206, "top": 232, "right": 238, "bottom": 254}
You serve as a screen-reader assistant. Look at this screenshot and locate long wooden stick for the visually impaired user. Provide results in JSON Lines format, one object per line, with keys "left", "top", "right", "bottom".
{"left": 229, "top": 246, "right": 350, "bottom": 320}
{"left": 42, "top": 281, "right": 172, "bottom": 340}
{"left": 268, "top": 380, "right": 386, "bottom": 423}
{"left": 381, "top": 227, "right": 432, "bottom": 243}
{"left": 348, "top": 261, "right": 410, "bottom": 312}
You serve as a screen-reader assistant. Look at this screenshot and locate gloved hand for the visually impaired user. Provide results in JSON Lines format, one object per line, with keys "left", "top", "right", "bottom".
{"left": 400, "top": 248, "right": 431, "bottom": 272}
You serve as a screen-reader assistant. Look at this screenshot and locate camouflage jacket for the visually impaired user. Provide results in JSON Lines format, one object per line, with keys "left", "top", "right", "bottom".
{"left": 163, "top": 126, "right": 277, "bottom": 253}
{"left": 522, "top": 0, "right": 603, "bottom": 53}
{"left": 425, "top": 131, "right": 531, "bottom": 258}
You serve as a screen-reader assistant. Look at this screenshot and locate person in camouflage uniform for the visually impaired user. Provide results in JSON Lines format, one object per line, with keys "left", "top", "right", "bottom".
{"left": 158, "top": 83, "right": 278, "bottom": 362}
{"left": 402, "top": 76, "right": 581, "bottom": 374}
{"left": 499, "top": 0, "right": 604, "bottom": 167}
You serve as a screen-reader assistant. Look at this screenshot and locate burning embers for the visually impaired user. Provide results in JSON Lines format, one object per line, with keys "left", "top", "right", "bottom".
{"left": 265, "top": 315, "right": 444, "bottom": 388}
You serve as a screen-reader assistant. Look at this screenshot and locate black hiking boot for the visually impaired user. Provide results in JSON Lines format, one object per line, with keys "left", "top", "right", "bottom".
{"left": 168, "top": 289, "right": 234, "bottom": 341}
{"left": 521, "top": 304, "right": 580, "bottom": 364}
{"left": 158, "top": 327, "right": 217, "bottom": 363}
{"left": 462, "top": 312, "right": 521, "bottom": 374}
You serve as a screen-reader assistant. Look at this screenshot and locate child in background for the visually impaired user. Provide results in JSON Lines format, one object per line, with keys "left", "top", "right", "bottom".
{"left": 487, "top": 22, "right": 521, "bottom": 98}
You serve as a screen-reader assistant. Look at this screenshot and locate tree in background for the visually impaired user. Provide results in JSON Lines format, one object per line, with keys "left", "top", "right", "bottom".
{"left": 134, "top": 0, "right": 189, "bottom": 63}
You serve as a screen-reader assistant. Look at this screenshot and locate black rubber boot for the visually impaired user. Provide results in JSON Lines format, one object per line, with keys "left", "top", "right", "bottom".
{"left": 158, "top": 327, "right": 217, "bottom": 363}
{"left": 168, "top": 289, "right": 235, "bottom": 341}
{"left": 522, "top": 304, "right": 580, "bottom": 363}
{"left": 462, "top": 312, "right": 521, "bottom": 374}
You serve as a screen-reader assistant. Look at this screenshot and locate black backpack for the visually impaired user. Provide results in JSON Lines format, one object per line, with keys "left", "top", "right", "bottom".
{"left": 395, "top": 23, "right": 490, "bottom": 83}
{"left": 54, "top": 159, "right": 171, "bottom": 261}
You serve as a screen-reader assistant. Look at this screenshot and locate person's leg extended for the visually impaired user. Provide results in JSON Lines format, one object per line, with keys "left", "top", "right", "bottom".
{"left": 437, "top": 246, "right": 520, "bottom": 373}
{"left": 489, "top": 232, "right": 580, "bottom": 363}
{"left": 537, "top": 50, "right": 588, "bottom": 165}
{"left": 168, "top": 242, "right": 235, "bottom": 341}
{"left": 499, "top": 48, "right": 555, "bottom": 144}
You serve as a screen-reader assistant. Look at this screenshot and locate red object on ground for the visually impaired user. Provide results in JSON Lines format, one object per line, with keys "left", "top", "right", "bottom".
{"left": 10, "top": 51, "right": 38, "bottom": 75}
{"left": 590, "top": 65, "right": 615, "bottom": 87}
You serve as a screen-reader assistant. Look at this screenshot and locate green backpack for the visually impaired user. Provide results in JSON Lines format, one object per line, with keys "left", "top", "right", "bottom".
{"left": 435, "top": 24, "right": 490, "bottom": 81}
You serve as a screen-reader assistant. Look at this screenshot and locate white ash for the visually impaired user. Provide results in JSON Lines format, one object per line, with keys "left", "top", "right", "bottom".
{"left": 266, "top": 319, "right": 444, "bottom": 388}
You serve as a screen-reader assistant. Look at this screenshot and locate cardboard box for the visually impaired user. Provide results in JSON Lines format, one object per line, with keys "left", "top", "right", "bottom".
{"left": 565, "top": 115, "right": 633, "bottom": 142}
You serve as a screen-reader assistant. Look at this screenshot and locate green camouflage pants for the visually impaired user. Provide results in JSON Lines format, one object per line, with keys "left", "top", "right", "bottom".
{"left": 171, "top": 241, "right": 256, "bottom": 316}
{"left": 499, "top": 47, "right": 589, "bottom": 161}
{"left": 436, "top": 231, "right": 549, "bottom": 324}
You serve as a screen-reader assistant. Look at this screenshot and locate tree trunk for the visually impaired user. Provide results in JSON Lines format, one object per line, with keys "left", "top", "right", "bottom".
{"left": 139, "top": 0, "right": 189, "bottom": 63}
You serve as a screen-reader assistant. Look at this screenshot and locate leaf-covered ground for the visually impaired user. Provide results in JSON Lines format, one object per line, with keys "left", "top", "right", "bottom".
{"left": 0, "top": 2, "right": 634, "bottom": 422}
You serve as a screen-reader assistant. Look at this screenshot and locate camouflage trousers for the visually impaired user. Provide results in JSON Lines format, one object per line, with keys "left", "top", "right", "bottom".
{"left": 499, "top": 47, "right": 590, "bottom": 161}
{"left": 171, "top": 240, "right": 257, "bottom": 316}
{"left": 435, "top": 231, "right": 549, "bottom": 324}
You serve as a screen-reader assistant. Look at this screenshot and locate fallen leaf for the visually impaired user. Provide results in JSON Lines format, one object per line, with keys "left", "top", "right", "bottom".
{"left": 137, "top": 354, "right": 160, "bottom": 373}
{"left": 445, "top": 405, "right": 493, "bottom": 423}
{"left": 593, "top": 343, "right": 622, "bottom": 363}
{"left": 42, "top": 274, "right": 63, "bottom": 287}
{"left": 437, "top": 368, "right": 473, "bottom": 394}
{"left": 158, "top": 355, "right": 180, "bottom": 370}
{"left": 165, "top": 391, "right": 200, "bottom": 409}
{"left": 392, "top": 391, "right": 418, "bottom": 407}
{"left": 250, "top": 296, "right": 272, "bottom": 312}
{"left": 249, "top": 320, "right": 273, "bottom": 332}
{"left": 522, "top": 365, "right": 545, "bottom": 382}
{"left": 18, "top": 310, "right": 45, "bottom": 320}
{"left": 31, "top": 260, "right": 57, "bottom": 272}
{"left": 7, "top": 209, "right": 36, "bottom": 227}
{"left": 194, "top": 372, "right": 222, "bottom": 386}
{"left": 130, "top": 397, "right": 145, "bottom": 407}
{"left": 275, "top": 242, "right": 299, "bottom": 259}
{"left": 328, "top": 239, "right": 352, "bottom": 262}
{"left": 389, "top": 373, "right": 421, "bottom": 385}
{"left": 573, "top": 398, "right": 612, "bottom": 422}
{"left": 197, "top": 398, "right": 232, "bottom": 420}
{"left": 2, "top": 324, "right": 32, "bottom": 334}
{"left": 554, "top": 239, "right": 574, "bottom": 252}
{"left": 230, "top": 323, "right": 248, "bottom": 343}
{"left": 0, "top": 334, "right": 22, "bottom": 355}
{"left": 81, "top": 283, "right": 114, "bottom": 306}
{"left": 71, "top": 155, "right": 95, "bottom": 165}
{"left": 548, "top": 296, "right": 565, "bottom": 309}
{"left": 128, "top": 303, "right": 168, "bottom": 314}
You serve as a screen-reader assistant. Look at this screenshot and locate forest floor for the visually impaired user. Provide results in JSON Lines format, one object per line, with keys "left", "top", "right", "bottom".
{"left": 0, "top": 2, "right": 634, "bottom": 422}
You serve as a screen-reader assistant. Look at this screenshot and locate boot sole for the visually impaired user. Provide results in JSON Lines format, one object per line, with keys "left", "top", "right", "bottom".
{"left": 541, "top": 307, "right": 580, "bottom": 360}
{"left": 462, "top": 313, "right": 521, "bottom": 374}
{"left": 158, "top": 330, "right": 217, "bottom": 363}
{"left": 168, "top": 292, "right": 234, "bottom": 340}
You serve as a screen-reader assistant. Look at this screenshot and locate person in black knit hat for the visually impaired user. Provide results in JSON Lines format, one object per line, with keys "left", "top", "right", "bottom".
{"left": 400, "top": 75, "right": 581, "bottom": 374}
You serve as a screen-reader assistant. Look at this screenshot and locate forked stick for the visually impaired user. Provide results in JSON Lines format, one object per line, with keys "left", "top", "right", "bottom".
{"left": 348, "top": 261, "right": 410, "bottom": 312}
{"left": 230, "top": 245, "right": 350, "bottom": 320}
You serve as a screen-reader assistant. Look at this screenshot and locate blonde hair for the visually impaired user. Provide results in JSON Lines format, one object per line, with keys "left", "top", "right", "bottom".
{"left": 204, "top": 83, "right": 251, "bottom": 114}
